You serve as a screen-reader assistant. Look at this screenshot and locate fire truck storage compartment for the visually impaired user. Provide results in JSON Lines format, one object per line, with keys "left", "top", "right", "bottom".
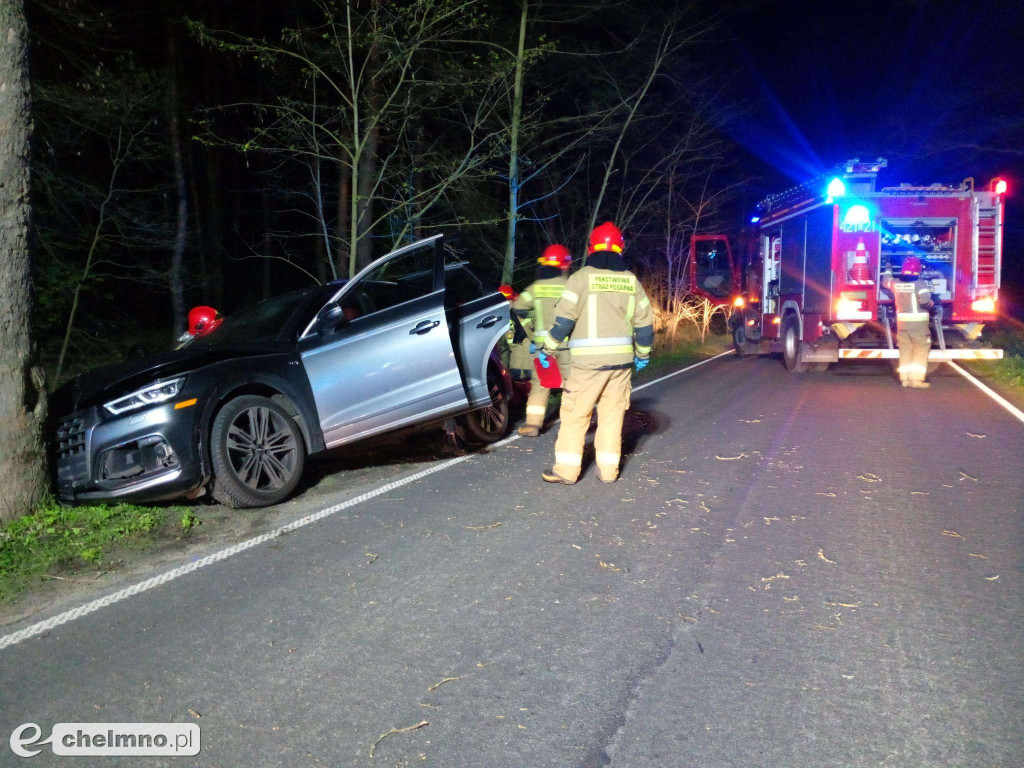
{"left": 773, "top": 205, "right": 833, "bottom": 316}
{"left": 880, "top": 219, "right": 956, "bottom": 301}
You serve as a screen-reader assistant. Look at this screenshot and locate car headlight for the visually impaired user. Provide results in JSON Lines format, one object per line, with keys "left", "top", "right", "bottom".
{"left": 104, "top": 377, "right": 187, "bottom": 415}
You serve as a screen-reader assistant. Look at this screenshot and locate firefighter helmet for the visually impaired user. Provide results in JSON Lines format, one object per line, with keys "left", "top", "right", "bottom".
{"left": 901, "top": 256, "right": 923, "bottom": 278}
{"left": 187, "top": 305, "right": 223, "bottom": 337}
{"left": 498, "top": 284, "right": 518, "bottom": 302}
{"left": 538, "top": 244, "right": 571, "bottom": 269}
{"left": 588, "top": 221, "right": 624, "bottom": 254}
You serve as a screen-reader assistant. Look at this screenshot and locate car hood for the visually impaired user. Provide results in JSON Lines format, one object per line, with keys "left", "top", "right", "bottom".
{"left": 51, "top": 343, "right": 292, "bottom": 416}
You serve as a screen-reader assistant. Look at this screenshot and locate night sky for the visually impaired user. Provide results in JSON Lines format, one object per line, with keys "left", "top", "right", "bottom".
{"left": 729, "top": 0, "right": 1023, "bottom": 316}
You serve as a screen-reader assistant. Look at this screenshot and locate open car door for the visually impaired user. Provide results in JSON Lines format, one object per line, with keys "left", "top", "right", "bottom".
{"left": 441, "top": 262, "right": 510, "bottom": 407}
{"left": 299, "top": 235, "right": 469, "bottom": 447}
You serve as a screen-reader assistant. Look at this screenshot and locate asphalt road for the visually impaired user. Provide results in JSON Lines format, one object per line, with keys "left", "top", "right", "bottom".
{"left": 2, "top": 356, "right": 1023, "bottom": 767}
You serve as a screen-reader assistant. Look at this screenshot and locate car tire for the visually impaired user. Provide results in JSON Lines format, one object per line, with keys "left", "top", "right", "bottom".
{"left": 209, "top": 395, "right": 306, "bottom": 508}
{"left": 782, "top": 315, "right": 809, "bottom": 373}
{"left": 458, "top": 364, "right": 510, "bottom": 446}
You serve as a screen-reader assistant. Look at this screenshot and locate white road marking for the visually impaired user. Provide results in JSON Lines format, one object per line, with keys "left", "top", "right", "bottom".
{"left": 632, "top": 350, "right": 733, "bottom": 393}
{"left": 0, "top": 351, "right": 733, "bottom": 652}
{"left": 947, "top": 362, "right": 1024, "bottom": 425}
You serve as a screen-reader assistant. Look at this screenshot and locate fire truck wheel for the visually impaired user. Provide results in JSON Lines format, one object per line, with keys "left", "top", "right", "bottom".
{"left": 782, "top": 315, "right": 809, "bottom": 373}
{"left": 732, "top": 325, "right": 748, "bottom": 357}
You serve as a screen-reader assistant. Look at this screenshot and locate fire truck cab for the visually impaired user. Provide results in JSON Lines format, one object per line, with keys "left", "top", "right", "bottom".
{"left": 726, "top": 158, "right": 1006, "bottom": 372}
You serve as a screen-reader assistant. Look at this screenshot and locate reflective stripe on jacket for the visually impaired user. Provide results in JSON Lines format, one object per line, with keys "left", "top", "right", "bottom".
{"left": 543, "top": 266, "right": 655, "bottom": 369}
{"left": 892, "top": 279, "right": 932, "bottom": 323}
{"left": 513, "top": 276, "right": 568, "bottom": 348}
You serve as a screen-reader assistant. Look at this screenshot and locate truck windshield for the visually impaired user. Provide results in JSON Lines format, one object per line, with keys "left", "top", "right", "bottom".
{"left": 694, "top": 239, "right": 732, "bottom": 298}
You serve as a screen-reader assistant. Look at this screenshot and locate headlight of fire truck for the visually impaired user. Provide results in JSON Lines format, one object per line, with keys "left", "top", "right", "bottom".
{"left": 733, "top": 296, "right": 745, "bottom": 308}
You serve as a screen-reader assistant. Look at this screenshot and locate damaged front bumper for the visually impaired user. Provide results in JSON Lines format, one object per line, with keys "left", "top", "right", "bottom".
{"left": 54, "top": 402, "right": 203, "bottom": 504}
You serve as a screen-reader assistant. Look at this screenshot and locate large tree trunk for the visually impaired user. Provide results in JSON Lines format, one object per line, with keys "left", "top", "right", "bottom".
{"left": 0, "top": 0, "right": 48, "bottom": 523}
{"left": 167, "top": 28, "right": 188, "bottom": 339}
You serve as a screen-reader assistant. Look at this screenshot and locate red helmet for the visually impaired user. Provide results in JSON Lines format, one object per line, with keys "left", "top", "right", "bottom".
{"left": 588, "top": 221, "right": 624, "bottom": 254}
{"left": 901, "top": 256, "right": 923, "bottom": 277}
{"left": 497, "top": 284, "right": 518, "bottom": 302}
{"left": 187, "top": 306, "right": 223, "bottom": 337}
{"left": 538, "top": 244, "right": 571, "bottom": 269}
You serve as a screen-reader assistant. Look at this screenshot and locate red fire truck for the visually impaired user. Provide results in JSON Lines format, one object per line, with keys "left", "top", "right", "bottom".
{"left": 723, "top": 158, "right": 1006, "bottom": 372}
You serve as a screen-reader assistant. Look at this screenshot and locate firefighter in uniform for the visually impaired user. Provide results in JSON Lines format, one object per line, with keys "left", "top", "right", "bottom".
{"left": 539, "top": 222, "right": 654, "bottom": 484}
{"left": 499, "top": 285, "right": 533, "bottom": 383}
{"left": 513, "top": 244, "right": 573, "bottom": 437}
{"left": 883, "top": 255, "right": 933, "bottom": 388}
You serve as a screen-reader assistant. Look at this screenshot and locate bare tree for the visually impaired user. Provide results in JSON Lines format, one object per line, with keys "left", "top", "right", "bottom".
{"left": 192, "top": 0, "right": 506, "bottom": 279}
{"left": 0, "top": 0, "right": 48, "bottom": 523}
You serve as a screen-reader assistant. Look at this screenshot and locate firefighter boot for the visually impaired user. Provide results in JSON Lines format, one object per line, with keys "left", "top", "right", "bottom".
{"left": 593, "top": 368, "right": 632, "bottom": 483}
{"left": 541, "top": 468, "right": 575, "bottom": 485}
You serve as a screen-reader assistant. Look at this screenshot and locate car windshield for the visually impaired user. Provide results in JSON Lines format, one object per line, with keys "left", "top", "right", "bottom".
{"left": 192, "top": 287, "right": 331, "bottom": 347}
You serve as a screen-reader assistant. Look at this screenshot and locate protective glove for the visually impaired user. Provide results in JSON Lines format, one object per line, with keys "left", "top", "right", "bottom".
{"left": 536, "top": 349, "right": 551, "bottom": 368}
{"left": 634, "top": 357, "right": 649, "bottom": 372}
{"left": 529, "top": 342, "right": 537, "bottom": 354}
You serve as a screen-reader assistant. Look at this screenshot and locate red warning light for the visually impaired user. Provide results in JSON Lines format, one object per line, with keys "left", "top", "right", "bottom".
{"left": 994, "top": 178, "right": 1007, "bottom": 195}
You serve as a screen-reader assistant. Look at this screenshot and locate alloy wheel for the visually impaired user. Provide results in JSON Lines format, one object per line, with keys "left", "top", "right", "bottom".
{"left": 225, "top": 406, "right": 299, "bottom": 491}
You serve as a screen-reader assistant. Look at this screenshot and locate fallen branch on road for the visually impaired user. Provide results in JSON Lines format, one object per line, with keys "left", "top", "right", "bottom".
{"left": 369, "top": 720, "right": 428, "bottom": 759}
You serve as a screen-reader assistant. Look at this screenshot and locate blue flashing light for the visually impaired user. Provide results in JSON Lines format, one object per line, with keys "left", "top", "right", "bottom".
{"left": 750, "top": 216, "right": 761, "bottom": 224}
{"left": 826, "top": 177, "right": 846, "bottom": 199}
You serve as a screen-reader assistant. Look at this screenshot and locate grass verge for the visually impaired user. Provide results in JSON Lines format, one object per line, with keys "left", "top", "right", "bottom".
{"left": 966, "top": 325, "right": 1024, "bottom": 398}
{"left": 0, "top": 499, "right": 187, "bottom": 602}
{"left": 635, "top": 332, "right": 732, "bottom": 380}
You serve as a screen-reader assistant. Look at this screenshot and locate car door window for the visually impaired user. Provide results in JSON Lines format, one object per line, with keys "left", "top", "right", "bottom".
{"left": 339, "top": 249, "right": 436, "bottom": 321}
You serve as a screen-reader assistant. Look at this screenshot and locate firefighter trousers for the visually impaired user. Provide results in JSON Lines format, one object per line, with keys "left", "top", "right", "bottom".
{"left": 552, "top": 366, "right": 632, "bottom": 483}
{"left": 897, "top": 321, "right": 931, "bottom": 384}
{"left": 524, "top": 349, "right": 570, "bottom": 428}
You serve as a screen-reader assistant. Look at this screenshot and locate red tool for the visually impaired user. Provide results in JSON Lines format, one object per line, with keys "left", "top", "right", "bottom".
{"left": 534, "top": 354, "right": 562, "bottom": 389}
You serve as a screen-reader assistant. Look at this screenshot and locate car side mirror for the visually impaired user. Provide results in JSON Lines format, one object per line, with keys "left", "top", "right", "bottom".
{"left": 317, "top": 303, "right": 346, "bottom": 334}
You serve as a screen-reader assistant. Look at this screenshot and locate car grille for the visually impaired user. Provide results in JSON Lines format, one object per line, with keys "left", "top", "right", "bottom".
{"left": 55, "top": 409, "right": 98, "bottom": 493}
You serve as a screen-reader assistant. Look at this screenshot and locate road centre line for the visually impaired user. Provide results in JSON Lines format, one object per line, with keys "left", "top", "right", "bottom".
{"left": 0, "top": 352, "right": 731, "bottom": 652}
{"left": 947, "top": 362, "right": 1024, "bottom": 425}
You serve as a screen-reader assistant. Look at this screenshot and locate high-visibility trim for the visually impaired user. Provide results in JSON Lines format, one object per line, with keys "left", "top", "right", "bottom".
{"left": 897, "top": 363, "right": 927, "bottom": 374}
{"left": 555, "top": 451, "right": 583, "bottom": 467}
{"left": 543, "top": 335, "right": 560, "bottom": 351}
{"left": 590, "top": 243, "right": 623, "bottom": 253}
{"left": 896, "top": 311, "right": 929, "bottom": 320}
{"left": 596, "top": 452, "right": 620, "bottom": 466}
{"left": 571, "top": 345, "right": 635, "bottom": 356}
{"left": 526, "top": 405, "right": 547, "bottom": 416}
{"left": 533, "top": 329, "right": 547, "bottom": 337}
{"left": 519, "top": 291, "right": 533, "bottom": 305}
{"left": 588, "top": 294, "right": 598, "bottom": 341}
{"left": 570, "top": 336, "right": 633, "bottom": 347}
{"left": 917, "top": 288, "right": 931, "bottom": 295}
{"left": 560, "top": 289, "right": 579, "bottom": 304}
{"left": 638, "top": 296, "right": 650, "bottom": 309}
{"left": 635, "top": 344, "right": 653, "bottom": 356}
{"left": 837, "top": 348, "right": 1004, "bottom": 360}
{"left": 626, "top": 295, "right": 636, "bottom": 323}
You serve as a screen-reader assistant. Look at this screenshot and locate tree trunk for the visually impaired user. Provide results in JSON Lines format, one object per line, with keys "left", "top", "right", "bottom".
{"left": 167, "top": 29, "right": 188, "bottom": 339}
{"left": 502, "top": 0, "right": 529, "bottom": 285}
{"left": 337, "top": 166, "right": 350, "bottom": 278}
{"left": 0, "top": 0, "right": 48, "bottom": 523}
{"left": 355, "top": 117, "right": 378, "bottom": 271}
